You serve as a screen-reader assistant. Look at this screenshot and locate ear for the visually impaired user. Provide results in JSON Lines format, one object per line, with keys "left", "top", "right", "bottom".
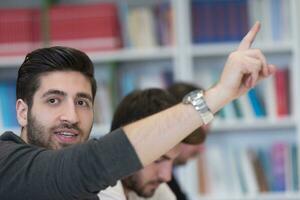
{"left": 16, "top": 99, "right": 28, "bottom": 127}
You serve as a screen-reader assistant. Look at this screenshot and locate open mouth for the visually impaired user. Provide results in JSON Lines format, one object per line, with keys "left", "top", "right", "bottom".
{"left": 54, "top": 129, "right": 79, "bottom": 143}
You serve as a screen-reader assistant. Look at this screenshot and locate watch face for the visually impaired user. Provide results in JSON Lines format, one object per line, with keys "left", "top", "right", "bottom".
{"left": 189, "top": 90, "right": 203, "bottom": 100}
{"left": 182, "top": 89, "right": 214, "bottom": 124}
{"left": 183, "top": 90, "right": 203, "bottom": 103}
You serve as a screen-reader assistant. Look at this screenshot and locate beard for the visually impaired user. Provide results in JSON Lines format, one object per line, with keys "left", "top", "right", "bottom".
{"left": 26, "top": 111, "right": 83, "bottom": 150}
{"left": 122, "top": 174, "right": 162, "bottom": 198}
{"left": 27, "top": 113, "right": 54, "bottom": 149}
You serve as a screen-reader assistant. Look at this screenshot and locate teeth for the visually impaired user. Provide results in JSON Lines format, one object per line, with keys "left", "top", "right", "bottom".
{"left": 58, "top": 132, "right": 76, "bottom": 137}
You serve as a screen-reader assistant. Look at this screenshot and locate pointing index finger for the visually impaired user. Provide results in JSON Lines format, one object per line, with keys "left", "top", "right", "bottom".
{"left": 238, "top": 21, "right": 260, "bottom": 51}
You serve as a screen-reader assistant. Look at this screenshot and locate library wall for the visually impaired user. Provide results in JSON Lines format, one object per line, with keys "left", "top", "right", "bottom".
{"left": 0, "top": 0, "right": 299, "bottom": 200}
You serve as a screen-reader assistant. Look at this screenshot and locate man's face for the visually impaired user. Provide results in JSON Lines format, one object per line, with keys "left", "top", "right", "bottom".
{"left": 122, "top": 146, "right": 180, "bottom": 198}
{"left": 21, "top": 71, "right": 94, "bottom": 150}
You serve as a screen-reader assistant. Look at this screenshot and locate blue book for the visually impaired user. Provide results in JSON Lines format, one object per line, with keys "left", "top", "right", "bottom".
{"left": 0, "top": 81, "right": 18, "bottom": 128}
{"left": 247, "top": 88, "right": 266, "bottom": 117}
{"left": 0, "top": 83, "right": 5, "bottom": 128}
{"left": 120, "top": 71, "right": 136, "bottom": 98}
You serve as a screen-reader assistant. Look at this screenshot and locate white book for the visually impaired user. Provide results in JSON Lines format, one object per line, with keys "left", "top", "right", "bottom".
{"left": 95, "top": 82, "right": 113, "bottom": 125}
{"left": 261, "top": 76, "right": 277, "bottom": 120}
{"left": 227, "top": 148, "right": 243, "bottom": 196}
{"left": 205, "top": 146, "right": 230, "bottom": 196}
{"left": 262, "top": 0, "right": 273, "bottom": 42}
{"left": 128, "top": 7, "right": 157, "bottom": 48}
{"left": 239, "top": 148, "right": 259, "bottom": 195}
{"left": 247, "top": 0, "right": 269, "bottom": 42}
{"left": 238, "top": 94, "right": 255, "bottom": 121}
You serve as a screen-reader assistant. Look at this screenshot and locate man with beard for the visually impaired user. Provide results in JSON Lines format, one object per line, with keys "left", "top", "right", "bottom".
{"left": 0, "top": 22, "right": 276, "bottom": 200}
{"left": 167, "top": 82, "right": 210, "bottom": 200}
{"left": 99, "top": 86, "right": 211, "bottom": 200}
{"left": 99, "top": 88, "right": 182, "bottom": 200}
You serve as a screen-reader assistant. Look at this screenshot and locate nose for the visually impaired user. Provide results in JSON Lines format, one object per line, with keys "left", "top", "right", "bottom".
{"left": 59, "top": 100, "right": 79, "bottom": 124}
{"left": 157, "top": 161, "right": 173, "bottom": 182}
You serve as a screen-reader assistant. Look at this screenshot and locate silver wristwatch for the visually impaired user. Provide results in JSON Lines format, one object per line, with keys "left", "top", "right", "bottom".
{"left": 182, "top": 90, "right": 214, "bottom": 125}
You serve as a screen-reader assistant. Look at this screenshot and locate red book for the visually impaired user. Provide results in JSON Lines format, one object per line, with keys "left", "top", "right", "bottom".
{"left": 275, "top": 68, "right": 290, "bottom": 117}
{"left": 0, "top": 8, "right": 41, "bottom": 56}
{"left": 49, "top": 3, "right": 122, "bottom": 52}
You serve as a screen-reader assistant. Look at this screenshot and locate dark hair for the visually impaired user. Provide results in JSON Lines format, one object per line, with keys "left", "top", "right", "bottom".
{"left": 17, "top": 46, "right": 97, "bottom": 108}
{"left": 167, "top": 82, "right": 202, "bottom": 102}
{"left": 111, "top": 88, "right": 176, "bottom": 131}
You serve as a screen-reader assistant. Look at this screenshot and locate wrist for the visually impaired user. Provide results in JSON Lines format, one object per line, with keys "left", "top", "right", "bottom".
{"left": 203, "top": 84, "right": 232, "bottom": 114}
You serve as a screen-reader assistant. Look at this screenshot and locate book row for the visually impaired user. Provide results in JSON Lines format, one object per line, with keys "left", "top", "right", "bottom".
{"left": 0, "top": 1, "right": 173, "bottom": 56}
{"left": 197, "top": 142, "right": 298, "bottom": 196}
{"left": 218, "top": 67, "right": 290, "bottom": 121}
{"left": 0, "top": 0, "right": 291, "bottom": 56}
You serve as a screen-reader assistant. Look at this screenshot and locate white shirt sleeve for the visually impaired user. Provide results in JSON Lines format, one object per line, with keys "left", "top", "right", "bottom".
{"left": 98, "top": 182, "right": 176, "bottom": 200}
{"left": 98, "top": 180, "right": 127, "bottom": 200}
{"left": 128, "top": 183, "right": 177, "bottom": 200}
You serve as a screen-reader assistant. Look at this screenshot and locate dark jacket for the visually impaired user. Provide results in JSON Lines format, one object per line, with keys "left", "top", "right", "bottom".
{"left": 0, "top": 129, "right": 142, "bottom": 200}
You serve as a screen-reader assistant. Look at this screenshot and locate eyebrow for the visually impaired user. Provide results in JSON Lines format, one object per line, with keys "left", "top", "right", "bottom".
{"left": 77, "top": 92, "right": 93, "bottom": 102}
{"left": 42, "top": 89, "right": 66, "bottom": 98}
{"left": 42, "top": 90, "right": 93, "bottom": 102}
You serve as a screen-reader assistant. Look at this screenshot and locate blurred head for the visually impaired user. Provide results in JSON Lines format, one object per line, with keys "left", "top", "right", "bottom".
{"left": 167, "top": 82, "right": 210, "bottom": 165}
{"left": 174, "top": 126, "right": 208, "bottom": 165}
{"left": 111, "top": 88, "right": 180, "bottom": 197}
{"left": 16, "top": 46, "right": 97, "bottom": 150}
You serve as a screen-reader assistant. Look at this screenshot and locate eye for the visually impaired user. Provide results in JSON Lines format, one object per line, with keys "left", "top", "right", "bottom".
{"left": 47, "top": 98, "right": 59, "bottom": 105}
{"left": 76, "top": 99, "right": 90, "bottom": 107}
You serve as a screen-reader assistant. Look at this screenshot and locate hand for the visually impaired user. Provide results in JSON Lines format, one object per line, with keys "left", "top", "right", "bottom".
{"left": 216, "top": 22, "right": 276, "bottom": 102}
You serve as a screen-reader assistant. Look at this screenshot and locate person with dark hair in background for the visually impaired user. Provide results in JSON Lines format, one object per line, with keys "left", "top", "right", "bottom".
{"left": 0, "top": 22, "right": 276, "bottom": 200}
{"left": 100, "top": 89, "right": 213, "bottom": 200}
{"left": 100, "top": 88, "right": 180, "bottom": 200}
{"left": 167, "top": 82, "right": 210, "bottom": 200}
{"left": 100, "top": 87, "right": 209, "bottom": 200}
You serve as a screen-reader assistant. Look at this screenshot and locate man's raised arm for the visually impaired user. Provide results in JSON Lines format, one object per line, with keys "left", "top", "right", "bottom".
{"left": 124, "top": 22, "right": 276, "bottom": 166}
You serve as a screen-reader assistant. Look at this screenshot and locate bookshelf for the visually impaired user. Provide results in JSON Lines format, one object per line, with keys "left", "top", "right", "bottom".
{"left": 0, "top": 0, "right": 299, "bottom": 199}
